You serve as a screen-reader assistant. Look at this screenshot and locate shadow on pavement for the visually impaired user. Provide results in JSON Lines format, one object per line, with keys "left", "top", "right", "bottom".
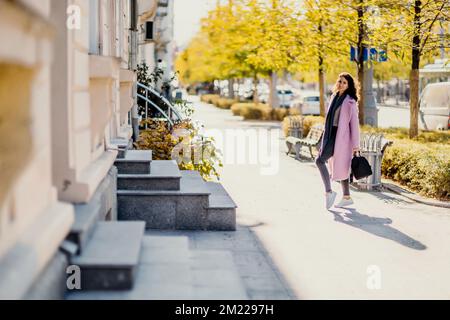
{"left": 329, "top": 208, "right": 427, "bottom": 250}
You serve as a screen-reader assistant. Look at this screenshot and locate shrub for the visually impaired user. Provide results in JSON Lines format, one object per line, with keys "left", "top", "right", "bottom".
{"left": 231, "top": 103, "right": 243, "bottom": 116}
{"left": 240, "top": 105, "right": 265, "bottom": 120}
{"left": 134, "top": 119, "right": 180, "bottom": 160}
{"left": 214, "top": 98, "right": 237, "bottom": 109}
{"left": 303, "top": 116, "right": 326, "bottom": 136}
{"left": 382, "top": 141, "right": 450, "bottom": 200}
{"left": 282, "top": 115, "right": 303, "bottom": 137}
{"left": 200, "top": 94, "right": 220, "bottom": 105}
{"left": 361, "top": 126, "right": 450, "bottom": 144}
{"left": 273, "top": 108, "right": 290, "bottom": 121}
{"left": 230, "top": 103, "right": 291, "bottom": 121}
{"left": 135, "top": 119, "right": 222, "bottom": 181}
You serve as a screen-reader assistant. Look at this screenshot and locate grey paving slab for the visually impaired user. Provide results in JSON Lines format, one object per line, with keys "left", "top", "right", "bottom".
{"left": 190, "top": 250, "right": 236, "bottom": 270}
{"left": 248, "top": 290, "right": 291, "bottom": 300}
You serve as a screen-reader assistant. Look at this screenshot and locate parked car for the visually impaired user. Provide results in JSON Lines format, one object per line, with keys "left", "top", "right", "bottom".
{"left": 419, "top": 82, "right": 450, "bottom": 131}
{"left": 292, "top": 91, "right": 321, "bottom": 115}
{"left": 277, "top": 89, "right": 295, "bottom": 108}
{"left": 257, "top": 88, "right": 295, "bottom": 107}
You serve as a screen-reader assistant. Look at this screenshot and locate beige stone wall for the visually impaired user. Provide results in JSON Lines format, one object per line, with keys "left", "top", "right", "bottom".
{"left": 0, "top": 0, "right": 74, "bottom": 298}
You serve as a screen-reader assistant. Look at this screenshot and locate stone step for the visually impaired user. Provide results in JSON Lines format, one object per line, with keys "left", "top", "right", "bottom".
{"left": 117, "top": 160, "right": 181, "bottom": 191}
{"left": 205, "top": 182, "right": 238, "bottom": 231}
{"left": 66, "top": 233, "right": 194, "bottom": 300}
{"left": 110, "top": 138, "right": 133, "bottom": 159}
{"left": 118, "top": 171, "right": 211, "bottom": 230}
{"left": 66, "top": 233, "right": 249, "bottom": 300}
{"left": 70, "top": 221, "right": 145, "bottom": 291}
{"left": 114, "top": 150, "right": 152, "bottom": 175}
{"left": 67, "top": 200, "right": 101, "bottom": 254}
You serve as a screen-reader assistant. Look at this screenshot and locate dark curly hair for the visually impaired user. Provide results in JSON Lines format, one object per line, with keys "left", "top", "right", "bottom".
{"left": 332, "top": 72, "right": 360, "bottom": 102}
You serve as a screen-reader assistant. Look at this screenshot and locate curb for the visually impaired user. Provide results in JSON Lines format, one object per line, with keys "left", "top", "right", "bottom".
{"left": 381, "top": 179, "right": 450, "bottom": 209}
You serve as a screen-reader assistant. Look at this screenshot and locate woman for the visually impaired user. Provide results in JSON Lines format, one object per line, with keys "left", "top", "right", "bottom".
{"left": 315, "top": 72, "right": 361, "bottom": 210}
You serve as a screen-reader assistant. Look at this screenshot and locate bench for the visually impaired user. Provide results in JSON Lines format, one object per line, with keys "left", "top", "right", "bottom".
{"left": 286, "top": 124, "right": 324, "bottom": 160}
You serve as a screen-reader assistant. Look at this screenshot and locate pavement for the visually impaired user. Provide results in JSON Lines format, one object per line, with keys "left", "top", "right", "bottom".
{"left": 191, "top": 95, "right": 450, "bottom": 300}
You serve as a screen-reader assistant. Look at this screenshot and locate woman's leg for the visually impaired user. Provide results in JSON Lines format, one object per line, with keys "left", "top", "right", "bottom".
{"left": 315, "top": 155, "right": 332, "bottom": 193}
{"left": 340, "top": 178, "right": 350, "bottom": 197}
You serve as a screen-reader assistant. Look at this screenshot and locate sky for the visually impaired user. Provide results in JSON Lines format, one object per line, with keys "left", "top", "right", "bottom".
{"left": 173, "top": 0, "right": 217, "bottom": 49}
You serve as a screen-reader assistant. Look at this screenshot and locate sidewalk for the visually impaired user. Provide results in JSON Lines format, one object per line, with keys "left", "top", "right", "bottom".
{"left": 192, "top": 96, "right": 450, "bottom": 299}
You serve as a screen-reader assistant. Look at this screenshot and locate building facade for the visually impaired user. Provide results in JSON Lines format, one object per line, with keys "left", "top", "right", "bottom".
{"left": 0, "top": 0, "right": 171, "bottom": 299}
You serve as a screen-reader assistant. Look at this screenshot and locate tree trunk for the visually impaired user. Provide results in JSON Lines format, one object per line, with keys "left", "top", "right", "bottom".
{"left": 357, "top": 0, "right": 365, "bottom": 125}
{"left": 253, "top": 75, "right": 259, "bottom": 105}
{"left": 228, "top": 78, "right": 235, "bottom": 99}
{"left": 319, "top": 53, "right": 326, "bottom": 117}
{"left": 269, "top": 71, "right": 279, "bottom": 108}
{"left": 318, "top": 24, "right": 326, "bottom": 117}
{"left": 410, "top": 0, "right": 421, "bottom": 138}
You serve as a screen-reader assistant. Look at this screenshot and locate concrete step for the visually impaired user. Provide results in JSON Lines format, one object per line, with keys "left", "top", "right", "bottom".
{"left": 205, "top": 182, "right": 238, "bottom": 231}
{"left": 70, "top": 221, "right": 145, "bottom": 291}
{"left": 66, "top": 233, "right": 194, "bottom": 300}
{"left": 118, "top": 171, "right": 211, "bottom": 230}
{"left": 114, "top": 150, "right": 152, "bottom": 175}
{"left": 117, "top": 160, "right": 181, "bottom": 191}
{"left": 67, "top": 201, "right": 101, "bottom": 254}
{"left": 66, "top": 232, "right": 249, "bottom": 300}
{"left": 110, "top": 138, "right": 133, "bottom": 159}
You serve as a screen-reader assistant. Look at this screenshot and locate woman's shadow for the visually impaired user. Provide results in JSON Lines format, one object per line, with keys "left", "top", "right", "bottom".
{"left": 329, "top": 208, "right": 427, "bottom": 250}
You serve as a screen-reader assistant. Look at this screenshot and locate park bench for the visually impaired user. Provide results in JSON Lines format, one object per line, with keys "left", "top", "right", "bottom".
{"left": 286, "top": 123, "right": 324, "bottom": 160}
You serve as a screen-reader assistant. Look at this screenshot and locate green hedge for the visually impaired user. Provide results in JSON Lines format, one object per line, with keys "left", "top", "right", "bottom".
{"left": 382, "top": 141, "right": 450, "bottom": 201}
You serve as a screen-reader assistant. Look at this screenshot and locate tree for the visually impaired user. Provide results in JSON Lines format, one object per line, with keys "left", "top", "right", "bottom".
{"left": 295, "top": 0, "right": 350, "bottom": 116}
{"left": 376, "top": 0, "right": 449, "bottom": 137}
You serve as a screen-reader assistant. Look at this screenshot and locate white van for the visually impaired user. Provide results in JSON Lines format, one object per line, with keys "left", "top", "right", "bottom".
{"left": 419, "top": 82, "right": 450, "bottom": 131}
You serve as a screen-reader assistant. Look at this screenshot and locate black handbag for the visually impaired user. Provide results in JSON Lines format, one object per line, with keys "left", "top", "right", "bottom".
{"left": 351, "top": 151, "right": 373, "bottom": 180}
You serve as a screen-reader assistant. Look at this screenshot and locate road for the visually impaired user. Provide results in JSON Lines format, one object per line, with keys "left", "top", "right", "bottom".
{"left": 191, "top": 96, "right": 450, "bottom": 299}
{"left": 377, "top": 104, "right": 411, "bottom": 129}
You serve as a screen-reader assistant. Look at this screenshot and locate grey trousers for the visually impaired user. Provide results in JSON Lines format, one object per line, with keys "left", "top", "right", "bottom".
{"left": 315, "top": 126, "right": 350, "bottom": 196}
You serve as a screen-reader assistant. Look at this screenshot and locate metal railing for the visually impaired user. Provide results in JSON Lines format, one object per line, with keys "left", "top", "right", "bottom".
{"left": 136, "top": 92, "right": 174, "bottom": 128}
{"left": 137, "top": 82, "right": 183, "bottom": 129}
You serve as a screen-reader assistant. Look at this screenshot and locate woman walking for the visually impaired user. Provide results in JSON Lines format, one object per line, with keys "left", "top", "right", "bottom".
{"left": 315, "top": 72, "right": 361, "bottom": 209}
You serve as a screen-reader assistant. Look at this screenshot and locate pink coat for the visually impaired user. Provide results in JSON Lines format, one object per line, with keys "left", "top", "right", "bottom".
{"left": 319, "top": 94, "right": 361, "bottom": 181}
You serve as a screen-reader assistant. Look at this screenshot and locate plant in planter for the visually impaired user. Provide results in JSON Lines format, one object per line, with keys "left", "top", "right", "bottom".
{"left": 135, "top": 64, "right": 222, "bottom": 180}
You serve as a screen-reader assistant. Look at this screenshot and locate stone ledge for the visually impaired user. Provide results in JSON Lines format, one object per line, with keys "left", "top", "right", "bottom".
{"left": 0, "top": 201, "right": 74, "bottom": 299}
{"left": 381, "top": 179, "right": 450, "bottom": 209}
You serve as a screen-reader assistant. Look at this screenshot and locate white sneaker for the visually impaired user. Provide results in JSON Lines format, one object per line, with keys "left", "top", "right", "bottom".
{"left": 335, "top": 197, "right": 354, "bottom": 208}
{"left": 325, "top": 191, "right": 337, "bottom": 210}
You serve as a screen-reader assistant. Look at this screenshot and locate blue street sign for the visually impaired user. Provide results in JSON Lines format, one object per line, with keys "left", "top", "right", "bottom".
{"left": 350, "top": 46, "right": 357, "bottom": 61}
{"left": 350, "top": 46, "right": 387, "bottom": 62}
{"left": 370, "top": 48, "right": 378, "bottom": 61}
